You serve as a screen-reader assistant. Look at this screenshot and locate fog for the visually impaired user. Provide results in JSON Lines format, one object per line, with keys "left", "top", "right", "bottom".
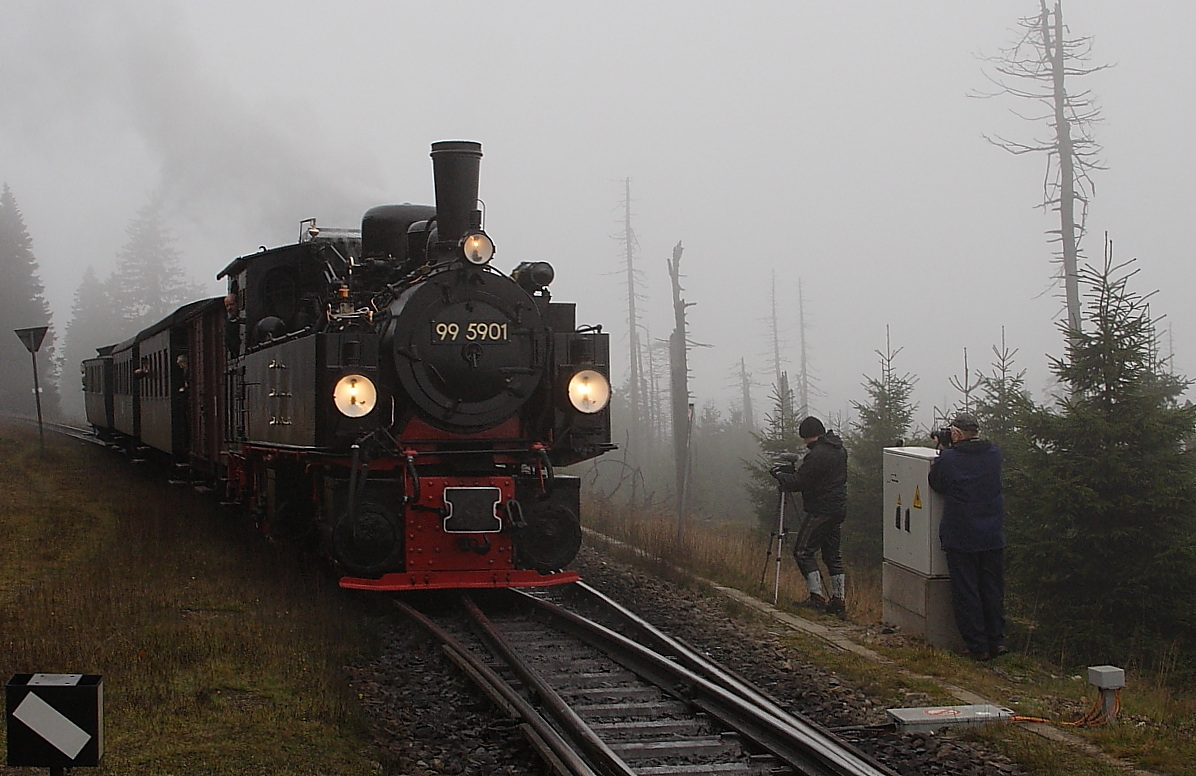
{"left": 4, "top": 1, "right": 1195, "bottom": 429}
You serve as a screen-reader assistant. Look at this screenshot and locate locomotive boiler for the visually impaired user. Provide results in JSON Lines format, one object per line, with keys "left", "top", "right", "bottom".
{"left": 85, "top": 141, "right": 614, "bottom": 591}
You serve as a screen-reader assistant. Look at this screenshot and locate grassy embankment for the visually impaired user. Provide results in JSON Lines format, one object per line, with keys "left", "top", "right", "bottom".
{"left": 583, "top": 498, "right": 1196, "bottom": 776}
{"left": 0, "top": 424, "right": 386, "bottom": 775}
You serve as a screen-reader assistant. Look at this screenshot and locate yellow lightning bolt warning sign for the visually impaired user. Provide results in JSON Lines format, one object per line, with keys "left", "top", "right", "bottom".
{"left": 913, "top": 486, "right": 923, "bottom": 509}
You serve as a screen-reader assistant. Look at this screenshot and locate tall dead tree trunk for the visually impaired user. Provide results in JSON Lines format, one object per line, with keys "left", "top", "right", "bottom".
{"left": 621, "top": 178, "right": 648, "bottom": 457}
{"left": 797, "top": 277, "right": 810, "bottom": 417}
{"left": 769, "top": 271, "right": 783, "bottom": 387}
{"left": 981, "top": 0, "right": 1107, "bottom": 340}
{"left": 1047, "top": 4, "right": 1082, "bottom": 335}
{"left": 646, "top": 333, "right": 670, "bottom": 445}
{"left": 667, "top": 241, "right": 694, "bottom": 534}
{"left": 739, "top": 357, "right": 755, "bottom": 430}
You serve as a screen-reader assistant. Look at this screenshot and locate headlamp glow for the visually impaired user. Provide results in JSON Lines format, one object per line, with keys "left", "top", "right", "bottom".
{"left": 462, "top": 232, "right": 495, "bottom": 265}
{"left": 333, "top": 374, "right": 378, "bottom": 417}
{"left": 567, "top": 369, "right": 611, "bottom": 414}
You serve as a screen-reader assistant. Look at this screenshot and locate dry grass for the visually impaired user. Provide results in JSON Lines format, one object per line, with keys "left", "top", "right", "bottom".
{"left": 584, "top": 498, "right": 1196, "bottom": 776}
{"left": 0, "top": 424, "right": 383, "bottom": 774}
{"left": 584, "top": 494, "right": 881, "bottom": 619}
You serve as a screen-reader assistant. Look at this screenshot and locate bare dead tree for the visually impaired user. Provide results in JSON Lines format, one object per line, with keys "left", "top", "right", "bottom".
{"left": 618, "top": 178, "right": 650, "bottom": 458}
{"left": 794, "top": 277, "right": 824, "bottom": 418}
{"left": 645, "top": 331, "right": 670, "bottom": 444}
{"left": 667, "top": 241, "right": 695, "bottom": 532}
{"left": 979, "top": 1, "right": 1109, "bottom": 337}
{"left": 739, "top": 357, "right": 755, "bottom": 430}
{"left": 768, "top": 271, "right": 786, "bottom": 387}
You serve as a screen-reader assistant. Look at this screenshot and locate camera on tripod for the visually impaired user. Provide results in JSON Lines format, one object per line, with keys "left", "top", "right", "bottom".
{"left": 770, "top": 451, "right": 802, "bottom": 476}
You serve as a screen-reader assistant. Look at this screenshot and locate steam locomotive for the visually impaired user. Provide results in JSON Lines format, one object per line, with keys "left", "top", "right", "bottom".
{"left": 83, "top": 141, "right": 614, "bottom": 591}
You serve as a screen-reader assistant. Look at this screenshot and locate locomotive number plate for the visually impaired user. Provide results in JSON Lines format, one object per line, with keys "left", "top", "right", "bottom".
{"left": 432, "top": 321, "right": 510, "bottom": 343}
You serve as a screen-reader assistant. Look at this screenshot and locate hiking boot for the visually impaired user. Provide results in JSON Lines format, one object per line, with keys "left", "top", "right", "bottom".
{"left": 826, "top": 597, "right": 846, "bottom": 618}
{"left": 799, "top": 594, "right": 828, "bottom": 613}
{"left": 990, "top": 645, "right": 1010, "bottom": 659}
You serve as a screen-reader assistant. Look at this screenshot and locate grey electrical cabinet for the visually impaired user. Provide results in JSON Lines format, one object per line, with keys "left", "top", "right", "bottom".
{"left": 882, "top": 446, "right": 962, "bottom": 652}
{"left": 883, "top": 446, "right": 948, "bottom": 577}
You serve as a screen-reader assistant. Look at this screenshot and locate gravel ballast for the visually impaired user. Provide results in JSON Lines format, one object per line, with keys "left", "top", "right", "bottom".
{"left": 347, "top": 543, "right": 1030, "bottom": 776}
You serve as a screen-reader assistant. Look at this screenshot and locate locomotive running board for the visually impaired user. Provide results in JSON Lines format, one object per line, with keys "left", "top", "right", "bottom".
{"left": 339, "top": 569, "right": 580, "bottom": 591}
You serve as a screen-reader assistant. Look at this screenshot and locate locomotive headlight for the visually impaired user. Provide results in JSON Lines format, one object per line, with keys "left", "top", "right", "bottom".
{"left": 333, "top": 374, "right": 378, "bottom": 417}
{"left": 567, "top": 369, "right": 611, "bottom": 414}
{"left": 461, "top": 231, "right": 495, "bottom": 265}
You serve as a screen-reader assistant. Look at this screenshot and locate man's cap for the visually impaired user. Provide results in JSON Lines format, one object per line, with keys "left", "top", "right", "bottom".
{"left": 798, "top": 416, "right": 826, "bottom": 438}
{"left": 950, "top": 412, "right": 980, "bottom": 433}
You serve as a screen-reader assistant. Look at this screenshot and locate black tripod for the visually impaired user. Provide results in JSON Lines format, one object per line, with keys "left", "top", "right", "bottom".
{"left": 758, "top": 486, "right": 789, "bottom": 605}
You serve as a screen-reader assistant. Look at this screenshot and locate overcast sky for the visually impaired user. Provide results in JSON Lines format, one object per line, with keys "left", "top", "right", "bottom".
{"left": 3, "top": 1, "right": 1194, "bottom": 431}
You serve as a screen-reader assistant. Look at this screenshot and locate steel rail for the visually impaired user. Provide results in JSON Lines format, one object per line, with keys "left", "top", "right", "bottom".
{"left": 460, "top": 596, "right": 638, "bottom": 776}
{"left": 562, "top": 581, "right": 859, "bottom": 740}
{"left": 558, "top": 582, "right": 900, "bottom": 774}
{"left": 391, "top": 598, "right": 599, "bottom": 776}
{"left": 2, "top": 415, "right": 103, "bottom": 446}
{"left": 511, "top": 587, "right": 898, "bottom": 776}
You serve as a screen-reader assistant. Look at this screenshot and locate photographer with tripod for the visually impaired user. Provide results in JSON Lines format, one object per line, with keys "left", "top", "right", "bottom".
{"left": 770, "top": 416, "right": 849, "bottom": 617}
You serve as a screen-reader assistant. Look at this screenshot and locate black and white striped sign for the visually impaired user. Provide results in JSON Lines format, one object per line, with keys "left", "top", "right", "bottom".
{"left": 5, "top": 673, "right": 103, "bottom": 768}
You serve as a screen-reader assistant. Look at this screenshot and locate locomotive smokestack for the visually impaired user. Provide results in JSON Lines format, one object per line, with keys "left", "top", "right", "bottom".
{"left": 430, "top": 140, "right": 482, "bottom": 246}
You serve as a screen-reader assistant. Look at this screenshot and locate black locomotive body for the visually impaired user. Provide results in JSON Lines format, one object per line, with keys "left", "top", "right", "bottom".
{"left": 84, "top": 141, "right": 614, "bottom": 591}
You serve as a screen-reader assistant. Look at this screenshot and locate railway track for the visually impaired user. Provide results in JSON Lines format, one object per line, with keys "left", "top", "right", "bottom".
{"left": 397, "top": 583, "right": 898, "bottom": 776}
{"left": 3, "top": 415, "right": 105, "bottom": 446}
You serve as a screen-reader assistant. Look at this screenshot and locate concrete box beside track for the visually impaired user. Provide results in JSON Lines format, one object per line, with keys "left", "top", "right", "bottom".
{"left": 1088, "top": 665, "right": 1126, "bottom": 689}
{"left": 887, "top": 704, "right": 1012, "bottom": 734}
{"left": 882, "top": 561, "right": 964, "bottom": 653}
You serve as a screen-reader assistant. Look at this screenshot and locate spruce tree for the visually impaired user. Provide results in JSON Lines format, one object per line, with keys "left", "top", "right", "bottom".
{"left": 60, "top": 266, "right": 124, "bottom": 419}
{"left": 108, "top": 197, "right": 204, "bottom": 327}
{"left": 0, "top": 184, "right": 60, "bottom": 417}
{"left": 1014, "top": 255, "right": 1196, "bottom": 668}
{"left": 844, "top": 332, "right": 917, "bottom": 567}
{"left": 688, "top": 401, "right": 757, "bottom": 521}
{"left": 972, "top": 331, "right": 1035, "bottom": 453}
{"left": 745, "top": 373, "right": 802, "bottom": 532}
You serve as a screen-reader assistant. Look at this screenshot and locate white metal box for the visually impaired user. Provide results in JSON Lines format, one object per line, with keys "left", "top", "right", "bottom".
{"left": 883, "top": 446, "right": 949, "bottom": 578}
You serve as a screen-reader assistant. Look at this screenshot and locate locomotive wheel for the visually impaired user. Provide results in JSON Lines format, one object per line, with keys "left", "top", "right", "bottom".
{"left": 332, "top": 501, "right": 404, "bottom": 577}
{"left": 514, "top": 503, "right": 582, "bottom": 572}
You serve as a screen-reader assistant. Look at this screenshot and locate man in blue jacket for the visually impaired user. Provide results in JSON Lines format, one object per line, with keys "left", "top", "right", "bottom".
{"left": 927, "top": 412, "right": 1007, "bottom": 661}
